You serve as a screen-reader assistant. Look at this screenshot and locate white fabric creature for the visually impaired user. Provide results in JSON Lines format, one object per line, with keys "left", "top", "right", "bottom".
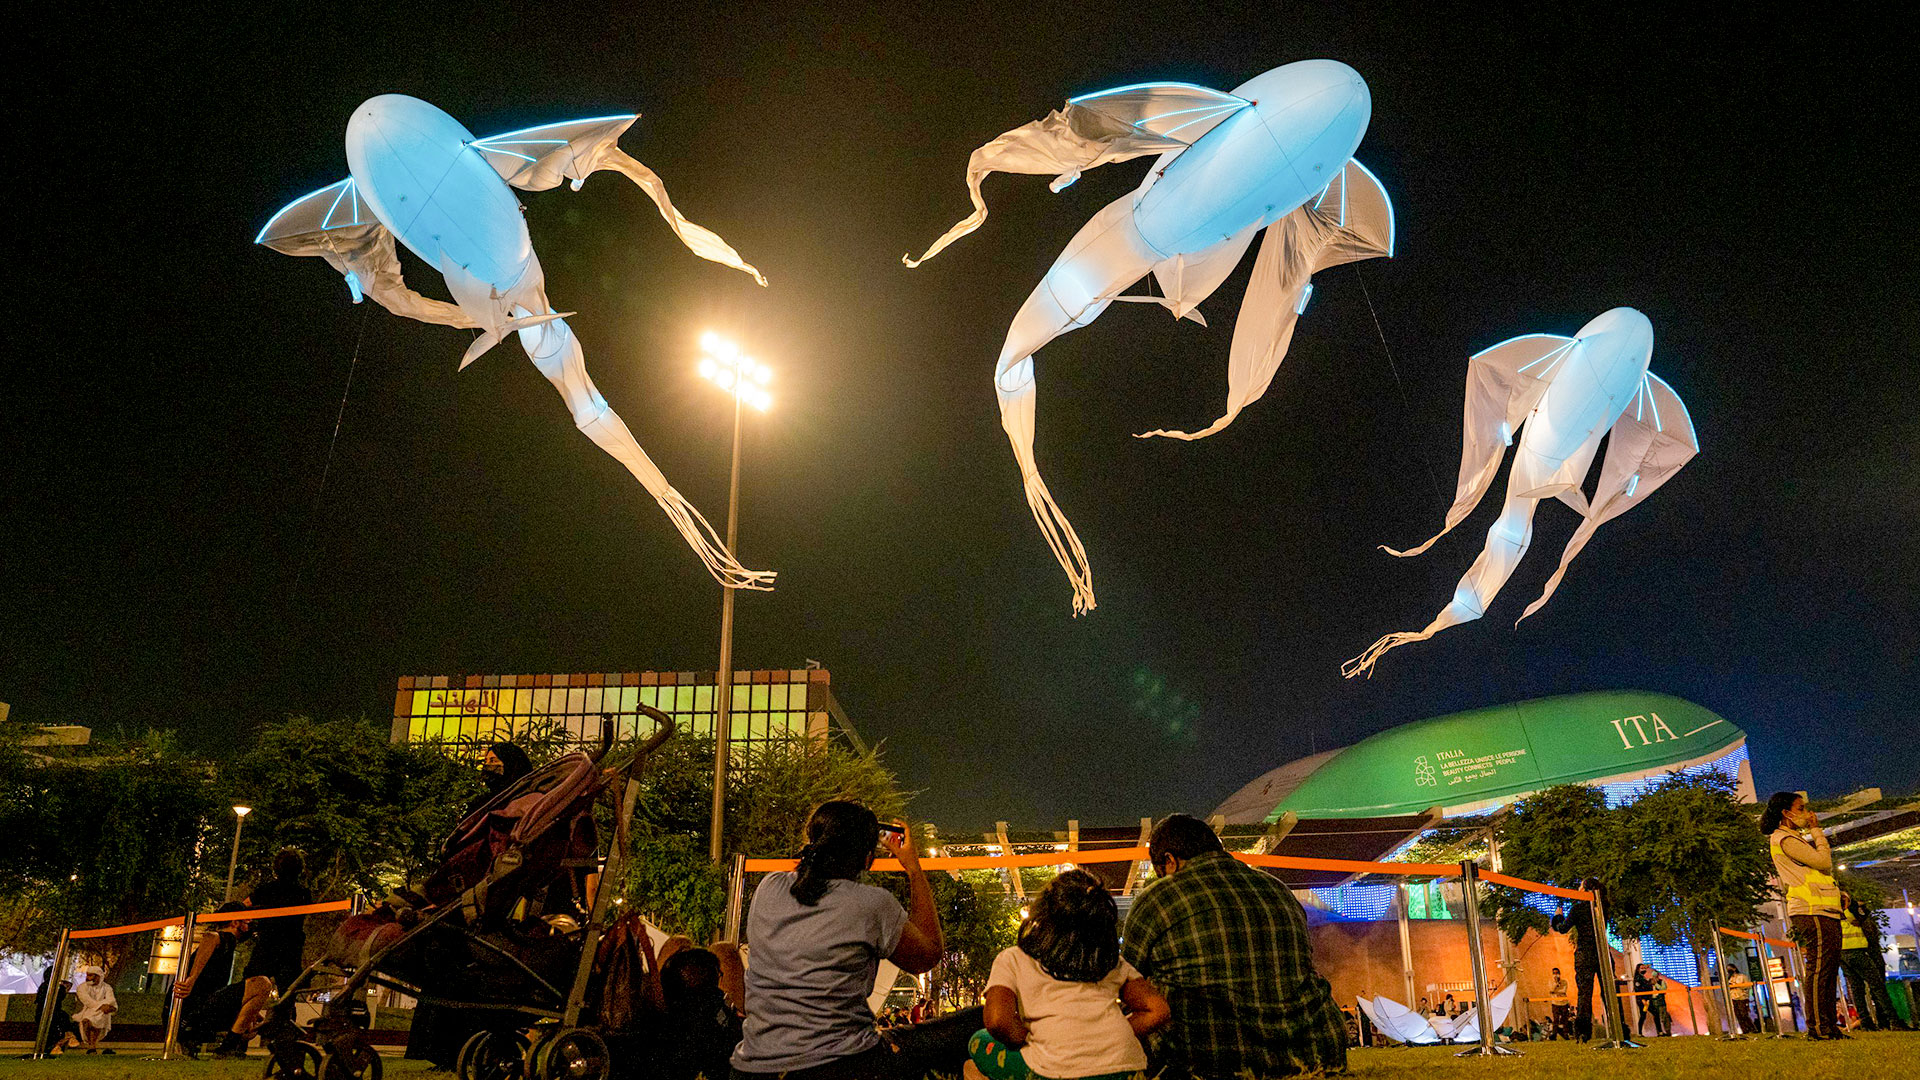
{"left": 906, "top": 62, "right": 1392, "bottom": 613}
{"left": 259, "top": 97, "right": 773, "bottom": 590}
{"left": 1346, "top": 308, "right": 1698, "bottom": 677}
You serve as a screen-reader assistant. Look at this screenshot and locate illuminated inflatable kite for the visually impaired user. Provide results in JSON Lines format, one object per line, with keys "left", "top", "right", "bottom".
{"left": 1345, "top": 308, "right": 1698, "bottom": 677}
{"left": 906, "top": 61, "right": 1393, "bottom": 613}
{"left": 257, "top": 95, "right": 773, "bottom": 589}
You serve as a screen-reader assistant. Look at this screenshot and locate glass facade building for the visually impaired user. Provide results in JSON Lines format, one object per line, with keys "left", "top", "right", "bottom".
{"left": 391, "top": 667, "right": 853, "bottom": 756}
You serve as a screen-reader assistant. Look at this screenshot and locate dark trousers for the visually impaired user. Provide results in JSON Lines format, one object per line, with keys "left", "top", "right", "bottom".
{"left": 1789, "top": 914, "right": 1842, "bottom": 1036}
{"left": 1840, "top": 949, "right": 1907, "bottom": 1031}
{"left": 1637, "top": 994, "right": 1671, "bottom": 1036}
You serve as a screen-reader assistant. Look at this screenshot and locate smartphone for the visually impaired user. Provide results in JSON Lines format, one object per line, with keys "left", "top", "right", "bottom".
{"left": 878, "top": 821, "right": 908, "bottom": 846}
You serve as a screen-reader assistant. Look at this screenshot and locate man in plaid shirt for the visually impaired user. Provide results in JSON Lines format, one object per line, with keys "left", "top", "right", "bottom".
{"left": 1121, "top": 816, "right": 1346, "bottom": 1078}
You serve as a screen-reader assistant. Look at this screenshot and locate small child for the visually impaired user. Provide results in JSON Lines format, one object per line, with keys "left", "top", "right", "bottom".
{"left": 968, "top": 870, "right": 1170, "bottom": 1080}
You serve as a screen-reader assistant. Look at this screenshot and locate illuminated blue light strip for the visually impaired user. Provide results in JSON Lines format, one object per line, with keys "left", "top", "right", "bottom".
{"left": 1471, "top": 333, "right": 1571, "bottom": 361}
{"left": 1069, "top": 82, "right": 1243, "bottom": 104}
{"left": 1349, "top": 160, "right": 1395, "bottom": 256}
{"left": 1647, "top": 373, "right": 1698, "bottom": 449}
{"left": 1158, "top": 104, "right": 1246, "bottom": 139}
{"left": 1515, "top": 341, "right": 1576, "bottom": 374}
{"left": 255, "top": 178, "right": 352, "bottom": 244}
{"left": 477, "top": 138, "right": 568, "bottom": 146}
{"left": 478, "top": 115, "right": 638, "bottom": 140}
{"left": 1646, "top": 377, "right": 1665, "bottom": 432}
{"left": 1635, "top": 382, "right": 1646, "bottom": 422}
{"left": 321, "top": 179, "right": 352, "bottom": 231}
{"left": 481, "top": 147, "right": 540, "bottom": 164}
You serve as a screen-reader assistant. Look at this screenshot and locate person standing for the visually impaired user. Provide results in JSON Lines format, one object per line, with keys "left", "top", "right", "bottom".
{"left": 1839, "top": 891, "right": 1910, "bottom": 1031}
{"left": 1121, "top": 815, "right": 1346, "bottom": 1079}
{"left": 1726, "top": 969, "right": 1755, "bottom": 1034}
{"left": 731, "top": 802, "right": 944, "bottom": 1080}
{"left": 1547, "top": 968, "right": 1572, "bottom": 1039}
{"left": 1632, "top": 964, "right": 1671, "bottom": 1037}
{"left": 218, "top": 848, "right": 314, "bottom": 1056}
{"left": 1549, "top": 880, "right": 1612, "bottom": 1042}
{"left": 1764, "top": 791, "right": 1846, "bottom": 1039}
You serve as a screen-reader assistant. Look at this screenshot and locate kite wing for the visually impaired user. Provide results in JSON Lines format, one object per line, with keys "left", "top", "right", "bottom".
{"left": 1370, "top": 995, "right": 1440, "bottom": 1044}
{"left": 256, "top": 179, "right": 477, "bottom": 329}
{"left": 471, "top": 115, "right": 767, "bottom": 287}
{"left": 1517, "top": 372, "right": 1698, "bottom": 624}
{"left": 1384, "top": 333, "right": 1574, "bottom": 556}
{"left": 903, "top": 83, "right": 1245, "bottom": 268}
{"left": 1134, "top": 160, "right": 1395, "bottom": 441}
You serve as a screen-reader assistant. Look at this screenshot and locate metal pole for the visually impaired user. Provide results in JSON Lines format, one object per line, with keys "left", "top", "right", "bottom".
{"left": 1588, "top": 886, "right": 1641, "bottom": 1049}
{"left": 1397, "top": 883, "right": 1417, "bottom": 1007}
{"left": 1755, "top": 931, "right": 1790, "bottom": 1036}
{"left": 161, "top": 913, "right": 196, "bottom": 1060}
{"left": 1711, "top": 928, "right": 1746, "bottom": 1039}
{"left": 31, "top": 928, "right": 72, "bottom": 1058}
{"left": 223, "top": 813, "right": 246, "bottom": 901}
{"left": 724, "top": 853, "right": 747, "bottom": 941}
{"left": 1487, "top": 832, "right": 1525, "bottom": 1030}
{"left": 708, "top": 389, "right": 744, "bottom": 863}
{"left": 1454, "top": 860, "right": 1520, "bottom": 1056}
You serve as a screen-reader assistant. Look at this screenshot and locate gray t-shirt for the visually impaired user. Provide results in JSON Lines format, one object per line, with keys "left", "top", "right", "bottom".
{"left": 733, "top": 871, "right": 908, "bottom": 1073}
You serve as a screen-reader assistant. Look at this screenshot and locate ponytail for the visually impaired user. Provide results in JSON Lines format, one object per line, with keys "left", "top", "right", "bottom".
{"left": 790, "top": 801, "right": 881, "bottom": 906}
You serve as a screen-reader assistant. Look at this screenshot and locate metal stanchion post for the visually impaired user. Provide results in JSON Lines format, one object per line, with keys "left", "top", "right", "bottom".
{"left": 1455, "top": 861, "right": 1520, "bottom": 1057}
{"left": 724, "top": 853, "right": 747, "bottom": 941}
{"left": 1396, "top": 883, "right": 1417, "bottom": 1007}
{"left": 1755, "top": 931, "right": 1794, "bottom": 1037}
{"left": 1588, "top": 886, "right": 1641, "bottom": 1049}
{"left": 31, "top": 928, "right": 72, "bottom": 1058}
{"left": 160, "top": 913, "right": 196, "bottom": 1060}
{"left": 1711, "top": 928, "right": 1747, "bottom": 1040}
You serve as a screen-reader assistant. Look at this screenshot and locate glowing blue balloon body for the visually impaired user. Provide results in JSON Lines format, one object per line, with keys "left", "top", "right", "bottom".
{"left": 907, "top": 61, "right": 1393, "bottom": 613}
{"left": 1347, "top": 306, "right": 1701, "bottom": 677}
{"left": 258, "top": 96, "right": 773, "bottom": 589}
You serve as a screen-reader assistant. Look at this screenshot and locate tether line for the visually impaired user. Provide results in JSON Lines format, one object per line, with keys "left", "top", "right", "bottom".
{"left": 1354, "top": 263, "right": 1444, "bottom": 501}
{"left": 290, "top": 303, "right": 373, "bottom": 603}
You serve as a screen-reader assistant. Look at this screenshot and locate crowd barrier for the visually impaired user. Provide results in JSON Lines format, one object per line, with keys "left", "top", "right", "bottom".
{"left": 31, "top": 898, "right": 355, "bottom": 1059}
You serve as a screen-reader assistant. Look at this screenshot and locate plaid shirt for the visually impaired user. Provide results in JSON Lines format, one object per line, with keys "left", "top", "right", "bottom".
{"left": 1121, "top": 852, "right": 1346, "bottom": 1079}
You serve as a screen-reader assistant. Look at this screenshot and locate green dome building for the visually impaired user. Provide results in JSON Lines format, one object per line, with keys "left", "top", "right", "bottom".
{"left": 1214, "top": 690, "right": 1753, "bottom": 823}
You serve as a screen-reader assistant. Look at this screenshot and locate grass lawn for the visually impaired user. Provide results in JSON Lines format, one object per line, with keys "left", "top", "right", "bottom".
{"left": 0, "top": 1034, "right": 1912, "bottom": 1079}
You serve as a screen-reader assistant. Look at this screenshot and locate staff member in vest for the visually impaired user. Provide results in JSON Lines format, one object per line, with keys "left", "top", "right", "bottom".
{"left": 1839, "top": 891, "right": 1910, "bottom": 1031}
{"left": 1763, "top": 791, "right": 1845, "bottom": 1039}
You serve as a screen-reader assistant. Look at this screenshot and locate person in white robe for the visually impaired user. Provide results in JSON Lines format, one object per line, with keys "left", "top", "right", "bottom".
{"left": 72, "top": 966, "right": 116, "bottom": 1052}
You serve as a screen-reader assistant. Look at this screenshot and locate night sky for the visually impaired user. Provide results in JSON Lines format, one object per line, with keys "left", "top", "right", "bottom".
{"left": 7, "top": 3, "right": 1914, "bottom": 829}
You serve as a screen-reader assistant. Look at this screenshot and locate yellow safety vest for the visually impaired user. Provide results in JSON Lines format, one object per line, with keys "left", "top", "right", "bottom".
{"left": 1770, "top": 830, "right": 1841, "bottom": 917}
{"left": 1841, "top": 911, "right": 1869, "bottom": 951}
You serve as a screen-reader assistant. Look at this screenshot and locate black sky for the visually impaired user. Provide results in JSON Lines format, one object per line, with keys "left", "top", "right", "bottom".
{"left": 6, "top": 2, "right": 1915, "bottom": 828}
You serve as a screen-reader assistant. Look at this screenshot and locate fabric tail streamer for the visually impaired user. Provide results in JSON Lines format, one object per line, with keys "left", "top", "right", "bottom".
{"left": 993, "top": 194, "right": 1161, "bottom": 613}
{"left": 903, "top": 109, "right": 1179, "bottom": 268}
{"left": 592, "top": 150, "right": 768, "bottom": 287}
{"left": 1345, "top": 496, "right": 1540, "bottom": 678}
{"left": 518, "top": 316, "right": 775, "bottom": 590}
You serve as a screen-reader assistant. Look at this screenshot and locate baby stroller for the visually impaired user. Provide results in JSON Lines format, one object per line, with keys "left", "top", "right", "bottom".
{"left": 256, "top": 709, "right": 674, "bottom": 1080}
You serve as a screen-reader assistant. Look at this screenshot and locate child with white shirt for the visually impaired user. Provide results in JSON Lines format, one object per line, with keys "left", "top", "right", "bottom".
{"left": 967, "top": 870, "right": 1169, "bottom": 1080}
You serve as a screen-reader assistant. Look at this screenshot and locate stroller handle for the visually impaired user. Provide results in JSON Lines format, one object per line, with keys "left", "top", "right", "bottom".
{"left": 593, "top": 705, "right": 677, "bottom": 764}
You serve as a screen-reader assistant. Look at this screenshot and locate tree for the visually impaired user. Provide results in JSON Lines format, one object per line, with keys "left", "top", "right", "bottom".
{"left": 224, "top": 715, "right": 482, "bottom": 899}
{"left": 1481, "top": 783, "right": 1623, "bottom": 942}
{"left": 0, "top": 730, "right": 221, "bottom": 967}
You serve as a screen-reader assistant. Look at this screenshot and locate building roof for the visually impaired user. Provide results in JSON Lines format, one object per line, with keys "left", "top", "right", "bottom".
{"left": 1215, "top": 690, "right": 1749, "bottom": 823}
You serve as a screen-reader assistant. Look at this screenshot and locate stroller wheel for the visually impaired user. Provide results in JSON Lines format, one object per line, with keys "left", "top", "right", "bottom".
{"left": 316, "top": 1040, "right": 384, "bottom": 1080}
{"left": 459, "top": 1029, "right": 529, "bottom": 1080}
{"left": 260, "top": 1040, "right": 323, "bottom": 1080}
{"left": 536, "top": 1029, "right": 608, "bottom": 1080}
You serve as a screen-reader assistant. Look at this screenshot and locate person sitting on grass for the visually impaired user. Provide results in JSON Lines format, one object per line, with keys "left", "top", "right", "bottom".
{"left": 966, "top": 870, "right": 1170, "bottom": 1080}
{"left": 174, "top": 902, "right": 250, "bottom": 1057}
{"left": 71, "top": 967, "right": 117, "bottom": 1054}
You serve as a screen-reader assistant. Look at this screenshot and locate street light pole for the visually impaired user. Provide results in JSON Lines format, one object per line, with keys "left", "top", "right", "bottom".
{"left": 697, "top": 332, "right": 771, "bottom": 864}
{"left": 224, "top": 806, "right": 251, "bottom": 901}
{"left": 710, "top": 384, "right": 744, "bottom": 863}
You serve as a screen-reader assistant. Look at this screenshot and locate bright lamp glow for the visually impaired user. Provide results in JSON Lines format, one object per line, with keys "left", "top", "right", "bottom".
{"left": 233, "top": 806, "right": 252, "bottom": 818}
{"left": 698, "top": 332, "right": 773, "bottom": 412}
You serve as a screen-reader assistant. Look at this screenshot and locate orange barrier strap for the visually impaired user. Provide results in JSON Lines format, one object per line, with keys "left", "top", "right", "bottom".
{"left": 1481, "top": 871, "right": 1595, "bottom": 902}
{"left": 744, "top": 849, "right": 1469, "bottom": 878}
{"left": 66, "top": 899, "right": 352, "bottom": 938}
{"left": 198, "top": 900, "right": 351, "bottom": 923}
{"left": 69, "top": 916, "right": 186, "bottom": 940}
{"left": 1716, "top": 926, "right": 1797, "bottom": 951}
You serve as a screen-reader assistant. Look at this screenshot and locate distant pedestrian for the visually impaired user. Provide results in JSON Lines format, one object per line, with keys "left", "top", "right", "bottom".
{"left": 222, "top": 848, "right": 314, "bottom": 1054}
{"left": 1547, "top": 968, "right": 1572, "bottom": 1039}
{"left": 33, "top": 962, "right": 79, "bottom": 1054}
{"left": 1549, "top": 880, "right": 1609, "bottom": 1041}
{"left": 1839, "top": 891, "right": 1909, "bottom": 1031}
{"left": 1122, "top": 814, "right": 1346, "bottom": 1078}
{"left": 1764, "top": 791, "right": 1846, "bottom": 1039}
{"left": 1633, "top": 964, "right": 1671, "bottom": 1036}
{"left": 1442, "top": 993, "right": 1459, "bottom": 1019}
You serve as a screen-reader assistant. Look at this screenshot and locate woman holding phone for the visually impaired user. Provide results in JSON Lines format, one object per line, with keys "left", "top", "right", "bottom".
{"left": 732, "top": 801, "right": 944, "bottom": 1080}
{"left": 1763, "top": 790, "right": 1845, "bottom": 1039}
